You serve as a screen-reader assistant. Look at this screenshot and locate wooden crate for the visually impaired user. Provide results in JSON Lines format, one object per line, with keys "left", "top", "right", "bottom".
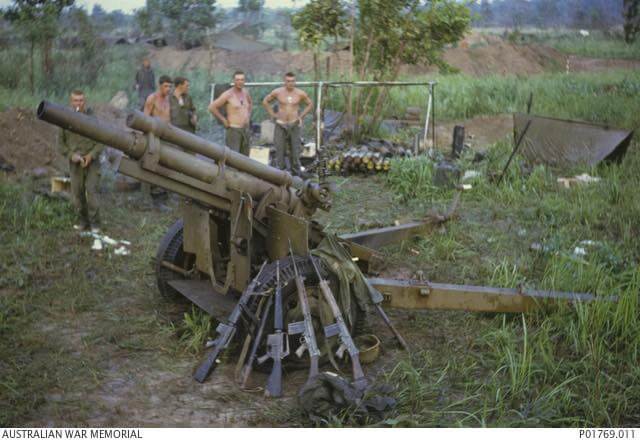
{"left": 249, "top": 146, "right": 270, "bottom": 165}
{"left": 50, "top": 176, "right": 71, "bottom": 193}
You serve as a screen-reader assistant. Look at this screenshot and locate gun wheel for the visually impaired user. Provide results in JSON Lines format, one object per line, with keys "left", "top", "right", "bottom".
{"left": 155, "top": 219, "right": 193, "bottom": 301}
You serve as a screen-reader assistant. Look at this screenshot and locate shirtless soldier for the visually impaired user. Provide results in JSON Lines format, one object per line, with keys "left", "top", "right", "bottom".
{"left": 144, "top": 75, "right": 172, "bottom": 209}
{"left": 209, "top": 71, "right": 253, "bottom": 156}
{"left": 262, "top": 72, "right": 313, "bottom": 176}
{"left": 144, "top": 75, "right": 172, "bottom": 122}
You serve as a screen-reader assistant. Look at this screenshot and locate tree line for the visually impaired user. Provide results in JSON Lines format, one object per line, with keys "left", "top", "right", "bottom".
{"left": 470, "top": 0, "right": 640, "bottom": 42}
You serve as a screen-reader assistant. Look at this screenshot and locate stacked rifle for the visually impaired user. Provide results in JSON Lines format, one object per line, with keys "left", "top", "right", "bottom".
{"left": 193, "top": 245, "right": 381, "bottom": 396}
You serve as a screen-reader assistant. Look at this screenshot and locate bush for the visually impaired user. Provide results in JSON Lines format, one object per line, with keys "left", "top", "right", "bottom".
{"left": 0, "top": 49, "right": 28, "bottom": 89}
{"left": 386, "top": 156, "right": 439, "bottom": 202}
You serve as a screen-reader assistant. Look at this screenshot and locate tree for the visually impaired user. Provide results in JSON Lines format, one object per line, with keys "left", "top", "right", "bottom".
{"left": 503, "top": 0, "right": 529, "bottom": 29}
{"left": 624, "top": 0, "right": 640, "bottom": 43}
{"left": 70, "top": 6, "right": 104, "bottom": 85}
{"left": 157, "top": 0, "right": 220, "bottom": 48}
{"left": 4, "top": 0, "right": 74, "bottom": 92}
{"left": 238, "top": 0, "right": 264, "bottom": 13}
{"left": 352, "top": 0, "right": 470, "bottom": 134}
{"left": 533, "top": 0, "right": 561, "bottom": 28}
{"left": 480, "top": 0, "right": 492, "bottom": 26}
{"left": 135, "top": 0, "right": 220, "bottom": 46}
{"left": 134, "top": 1, "right": 164, "bottom": 36}
{"left": 274, "top": 9, "right": 294, "bottom": 51}
{"left": 292, "top": 0, "right": 348, "bottom": 79}
{"left": 91, "top": 4, "right": 106, "bottom": 20}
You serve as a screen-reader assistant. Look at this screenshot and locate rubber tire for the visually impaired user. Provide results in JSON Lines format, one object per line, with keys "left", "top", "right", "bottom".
{"left": 155, "top": 219, "right": 188, "bottom": 300}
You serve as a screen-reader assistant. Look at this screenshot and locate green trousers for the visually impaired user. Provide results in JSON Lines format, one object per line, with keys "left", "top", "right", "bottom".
{"left": 274, "top": 121, "right": 302, "bottom": 175}
{"left": 225, "top": 127, "right": 251, "bottom": 156}
{"left": 69, "top": 159, "right": 100, "bottom": 226}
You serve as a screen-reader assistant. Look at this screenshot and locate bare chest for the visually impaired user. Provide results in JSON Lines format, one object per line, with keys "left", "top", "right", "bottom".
{"left": 226, "top": 93, "right": 249, "bottom": 111}
{"left": 277, "top": 92, "right": 302, "bottom": 106}
{"left": 152, "top": 95, "right": 170, "bottom": 116}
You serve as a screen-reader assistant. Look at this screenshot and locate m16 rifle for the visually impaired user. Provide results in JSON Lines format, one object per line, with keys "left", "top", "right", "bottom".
{"left": 239, "top": 290, "right": 273, "bottom": 389}
{"left": 309, "top": 256, "right": 367, "bottom": 390}
{"left": 287, "top": 245, "right": 321, "bottom": 382}
{"left": 258, "top": 261, "right": 289, "bottom": 397}
{"left": 194, "top": 262, "right": 267, "bottom": 383}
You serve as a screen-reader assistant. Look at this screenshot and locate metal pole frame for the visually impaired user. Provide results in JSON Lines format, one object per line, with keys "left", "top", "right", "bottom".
{"left": 208, "top": 80, "right": 439, "bottom": 152}
{"left": 422, "top": 84, "right": 432, "bottom": 156}
{"left": 315, "top": 81, "right": 323, "bottom": 150}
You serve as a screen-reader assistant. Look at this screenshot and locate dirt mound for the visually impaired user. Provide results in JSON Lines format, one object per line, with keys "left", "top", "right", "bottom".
{"left": 148, "top": 32, "right": 564, "bottom": 78}
{"left": 148, "top": 46, "right": 352, "bottom": 78}
{"left": 0, "top": 108, "right": 59, "bottom": 176}
{"left": 440, "top": 38, "right": 564, "bottom": 76}
{"left": 0, "top": 103, "right": 129, "bottom": 176}
{"left": 404, "top": 33, "right": 565, "bottom": 76}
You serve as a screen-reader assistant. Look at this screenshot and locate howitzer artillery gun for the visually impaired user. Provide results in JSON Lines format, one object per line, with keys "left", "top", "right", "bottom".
{"left": 38, "top": 100, "right": 608, "bottom": 394}
{"left": 38, "top": 101, "right": 331, "bottom": 300}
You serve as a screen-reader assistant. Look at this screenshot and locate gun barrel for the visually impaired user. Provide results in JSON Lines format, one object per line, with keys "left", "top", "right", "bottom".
{"left": 37, "top": 101, "right": 296, "bottom": 208}
{"left": 126, "top": 111, "right": 302, "bottom": 188}
{"left": 37, "top": 100, "right": 147, "bottom": 158}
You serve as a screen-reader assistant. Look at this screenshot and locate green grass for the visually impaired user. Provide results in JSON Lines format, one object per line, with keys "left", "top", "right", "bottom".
{"left": 364, "top": 116, "right": 639, "bottom": 425}
{"left": 525, "top": 31, "right": 640, "bottom": 60}
{"left": 264, "top": 134, "right": 639, "bottom": 426}
{"left": 387, "top": 70, "right": 640, "bottom": 128}
{"left": 0, "top": 181, "right": 199, "bottom": 426}
{"left": 0, "top": 46, "right": 146, "bottom": 111}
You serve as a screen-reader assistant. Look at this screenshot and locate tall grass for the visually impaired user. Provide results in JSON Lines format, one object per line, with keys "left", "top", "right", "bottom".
{"left": 377, "top": 83, "right": 640, "bottom": 425}
{"left": 387, "top": 70, "right": 640, "bottom": 128}
{"left": 524, "top": 31, "right": 640, "bottom": 60}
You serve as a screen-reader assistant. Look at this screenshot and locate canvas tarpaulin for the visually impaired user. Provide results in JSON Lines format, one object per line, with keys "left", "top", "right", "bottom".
{"left": 513, "top": 114, "right": 634, "bottom": 168}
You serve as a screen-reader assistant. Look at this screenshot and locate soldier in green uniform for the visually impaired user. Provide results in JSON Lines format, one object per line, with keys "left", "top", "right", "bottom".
{"left": 58, "top": 90, "right": 103, "bottom": 231}
{"left": 170, "top": 77, "right": 197, "bottom": 133}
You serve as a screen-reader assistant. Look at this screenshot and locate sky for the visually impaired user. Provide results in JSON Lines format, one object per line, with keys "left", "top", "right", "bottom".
{"left": 0, "top": 0, "right": 306, "bottom": 13}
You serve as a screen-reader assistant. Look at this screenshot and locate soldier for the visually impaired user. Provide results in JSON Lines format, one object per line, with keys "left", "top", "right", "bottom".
{"left": 144, "top": 75, "right": 172, "bottom": 122}
{"left": 144, "top": 75, "right": 172, "bottom": 210}
{"left": 170, "top": 76, "right": 197, "bottom": 133}
{"left": 262, "top": 72, "right": 313, "bottom": 176}
{"left": 59, "top": 90, "right": 103, "bottom": 231}
{"left": 209, "top": 70, "right": 253, "bottom": 156}
{"left": 134, "top": 58, "right": 156, "bottom": 110}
